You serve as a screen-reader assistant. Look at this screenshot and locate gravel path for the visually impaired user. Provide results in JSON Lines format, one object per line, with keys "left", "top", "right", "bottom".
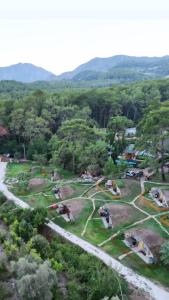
{"left": 0, "top": 162, "right": 169, "bottom": 300}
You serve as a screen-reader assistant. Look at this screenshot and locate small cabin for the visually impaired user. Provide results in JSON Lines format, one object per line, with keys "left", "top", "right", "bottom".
{"left": 124, "top": 228, "right": 165, "bottom": 264}
{"left": 149, "top": 188, "right": 168, "bottom": 208}
{"left": 125, "top": 127, "right": 136, "bottom": 137}
{"left": 105, "top": 180, "right": 121, "bottom": 196}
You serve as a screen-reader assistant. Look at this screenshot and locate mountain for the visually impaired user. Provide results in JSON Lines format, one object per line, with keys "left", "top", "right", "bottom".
{"left": 58, "top": 55, "right": 169, "bottom": 83}
{"left": 1, "top": 55, "right": 169, "bottom": 85}
{"left": 0, "top": 63, "right": 56, "bottom": 83}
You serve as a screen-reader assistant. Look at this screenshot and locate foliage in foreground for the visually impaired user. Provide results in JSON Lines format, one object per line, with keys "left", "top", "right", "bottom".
{"left": 0, "top": 199, "right": 129, "bottom": 300}
{"left": 160, "top": 241, "right": 169, "bottom": 267}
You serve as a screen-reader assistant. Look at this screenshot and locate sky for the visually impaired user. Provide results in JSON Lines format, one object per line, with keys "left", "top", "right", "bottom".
{"left": 0, "top": 0, "right": 169, "bottom": 75}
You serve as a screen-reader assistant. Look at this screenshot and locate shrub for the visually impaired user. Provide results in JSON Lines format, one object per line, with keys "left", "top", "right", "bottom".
{"left": 0, "top": 193, "right": 6, "bottom": 206}
{"left": 28, "top": 234, "right": 50, "bottom": 259}
{"left": 16, "top": 260, "right": 57, "bottom": 300}
{"left": 0, "top": 254, "right": 8, "bottom": 273}
{"left": 0, "top": 228, "right": 7, "bottom": 243}
{"left": 0, "top": 282, "right": 13, "bottom": 300}
{"left": 160, "top": 241, "right": 169, "bottom": 266}
{"left": 17, "top": 172, "right": 30, "bottom": 180}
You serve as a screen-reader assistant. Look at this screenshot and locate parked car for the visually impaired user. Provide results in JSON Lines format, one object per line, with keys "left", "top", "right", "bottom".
{"left": 126, "top": 170, "right": 143, "bottom": 178}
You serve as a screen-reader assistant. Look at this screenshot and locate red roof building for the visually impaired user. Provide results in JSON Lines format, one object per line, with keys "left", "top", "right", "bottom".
{"left": 0, "top": 126, "right": 9, "bottom": 137}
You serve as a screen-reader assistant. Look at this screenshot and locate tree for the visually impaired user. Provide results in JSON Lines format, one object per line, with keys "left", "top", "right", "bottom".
{"left": 108, "top": 116, "right": 133, "bottom": 133}
{"left": 160, "top": 241, "right": 169, "bottom": 266}
{"left": 14, "top": 259, "right": 57, "bottom": 300}
{"left": 107, "top": 116, "right": 133, "bottom": 163}
{"left": 77, "top": 140, "right": 108, "bottom": 173}
{"left": 28, "top": 235, "right": 50, "bottom": 259}
{"left": 139, "top": 100, "right": 169, "bottom": 181}
{"left": 52, "top": 119, "right": 98, "bottom": 172}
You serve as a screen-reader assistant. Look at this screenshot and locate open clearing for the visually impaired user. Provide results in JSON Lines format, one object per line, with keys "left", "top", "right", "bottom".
{"left": 3, "top": 162, "right": 169, "bottom": 290}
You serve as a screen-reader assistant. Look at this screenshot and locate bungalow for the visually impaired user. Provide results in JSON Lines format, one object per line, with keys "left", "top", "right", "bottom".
{"left": 98, "top": 206, "right": 112, "bottom": 229}
{"left": 124, "top": 228, "right": 165, "bottom": 264}
{"left": 105, "top": 180, "right": 121, "bottom": 196}
{"left": 149, "top": 188, "right": 168, "bottom": 208}
{"left": 125, "top": 127, "right": 136, "bottom": 137}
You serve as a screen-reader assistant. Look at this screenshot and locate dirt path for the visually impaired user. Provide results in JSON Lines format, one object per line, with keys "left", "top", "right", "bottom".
{"left": 0, "top": 162, "right": 169, "bottom": 300}
{"left": 81, "top": 198, "right": 95, "bottom": 236}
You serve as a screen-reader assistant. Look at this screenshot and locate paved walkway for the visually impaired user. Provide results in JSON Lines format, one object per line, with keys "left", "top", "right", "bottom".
{"left": 1, "top": 162, "right": 169, "bottom": 300}
{"left": 0, "top": 163, "right": 29, "bottom": 209}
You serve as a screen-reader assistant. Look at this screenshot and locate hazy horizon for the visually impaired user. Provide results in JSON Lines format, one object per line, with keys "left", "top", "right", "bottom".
{"left": 1, "top": 53, "right": 169, "bottom": 76}
{"left": 1, "top": 0, "right": 169, "bottom": 74}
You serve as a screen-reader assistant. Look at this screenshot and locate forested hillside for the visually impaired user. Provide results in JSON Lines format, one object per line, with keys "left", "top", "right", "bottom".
{"left": 0, "top": 63, "right": 56, "bottom": 83}
{"left": 1, "top": 55, "right": 169, "bottom": 85}
{"left": 58, "top": 55, "right": 169, "bottom": 83}
{"left": 1, "top": 78, "right": 169, "bottom": 175}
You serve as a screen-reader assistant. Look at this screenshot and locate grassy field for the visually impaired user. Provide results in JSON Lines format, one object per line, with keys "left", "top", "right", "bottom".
{"left": 135, "top": 197, "right": 160, "bottom": 215}
{"left": 96, "top": 179, "right": 140, "bottom": 203}
{"left": 151, "top": 172, "right": 169, "bottom": 183}
{"left": 51, "top": 199, "right": 93, "bottom": 236}
{"left": 5, "top": 162, "right": 169, "bottom": 288}
{"left": 128, "top": 218, "right": 169, "bottom": 239}
{"left": 101, "top": 219, "right": 169, "bottom": 287}
{"left": 123, "top": 253, "right": 169, "bottom": 287}
{"left": 144, "top": 181, "right": 169, "bottom": 192}
{"left": 6, "top": 162, "right": 32, "bottom": 178}
{"left": 102, "top": 239, "right": 130, "bottom": 258}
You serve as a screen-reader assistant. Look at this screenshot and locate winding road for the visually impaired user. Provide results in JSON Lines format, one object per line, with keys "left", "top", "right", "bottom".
{"left": 0, "top": 162, "right": 169, "bottom": 300}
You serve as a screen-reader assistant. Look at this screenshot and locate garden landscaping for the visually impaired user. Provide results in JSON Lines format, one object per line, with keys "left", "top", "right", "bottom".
{"left": 4, "top": 162, "right": 169, "bottom": 289}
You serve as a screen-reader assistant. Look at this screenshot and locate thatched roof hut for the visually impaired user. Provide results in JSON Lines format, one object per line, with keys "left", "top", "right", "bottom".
{"left": 125, "top": 228, "right": 165, "bottom": 260}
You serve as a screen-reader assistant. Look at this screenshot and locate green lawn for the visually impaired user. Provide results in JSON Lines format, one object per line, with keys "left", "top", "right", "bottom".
{"left": 123, "top": 253, "right": 169, "bottom": 287}
{"left": 101, "top": 222, "right": 169, "bottom": 288}
{"left": 151, "top": 173, "right": 169, "bottom": 183}
{"left": 21, "top": 192, "right": 56, "bottom": 208}
{"left": 95, "top": 179, "right": 140, "bottom": 203}
{"left": 52, "top": 199, "right": 93, "bottom": 236}
{"left": 6, "top": 162, "right": 78, "bottom": 181}
{"left": 135, "top": 197, "right": 159, "bottom": 215}
{"left": 5, "top": 162, "right": 169, "bottom": 288}
{"left": 61, "top": 183, "right": 92, "bottom": 199}
{"left": 102, "top": 239, "right": 130, "bottom": 258}
{"left": 84, "top": 219, "right": 114, "bottom": 245}
{"left": 144, "top": 181, "right": 169, "bottom": 193}
{"left": 94, "top": 191, "right": 114, "bottom": 201}
{"left": 127, "top": 219, "right": 169, "bottom": 239}
{"left": 6, "top": 162, "right": 32, "bottom": 178}
{"left": 156, "top": 214, "right": 169, "bottom": 233}
{"left": 121, "top": 180, "right": 141, "bottom": 202}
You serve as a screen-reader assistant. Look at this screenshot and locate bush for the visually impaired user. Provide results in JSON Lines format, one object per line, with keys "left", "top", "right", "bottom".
{"left": 0, "top": 193, "right": 7, "bottom": 206}
{"left": 0, "top": 228, "right": 7, "bottom": 243}
{"left": 17, "top": 172, "right": 30, "bottom": 180}
{"left": 28, "top": 235, "right": 50, "bottom": 259}
{"left": 160, "top": 241, "right": 169, "bottom": 266}
{"left": 16, "top": 260, "right": 57, "bottom": 300}
{"left": 0, "top": 254, "right": 8, "bottom": 273}
{"left": 0, "top": 202, "right": 17, "bottom": 225}
{"left": 0, "top": 282, "right": 13, "bottom": 300}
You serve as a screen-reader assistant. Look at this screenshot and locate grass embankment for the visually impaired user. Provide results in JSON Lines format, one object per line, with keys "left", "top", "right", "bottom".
{"left": 102, "top": 219, "right": 169, "bottom": 287}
